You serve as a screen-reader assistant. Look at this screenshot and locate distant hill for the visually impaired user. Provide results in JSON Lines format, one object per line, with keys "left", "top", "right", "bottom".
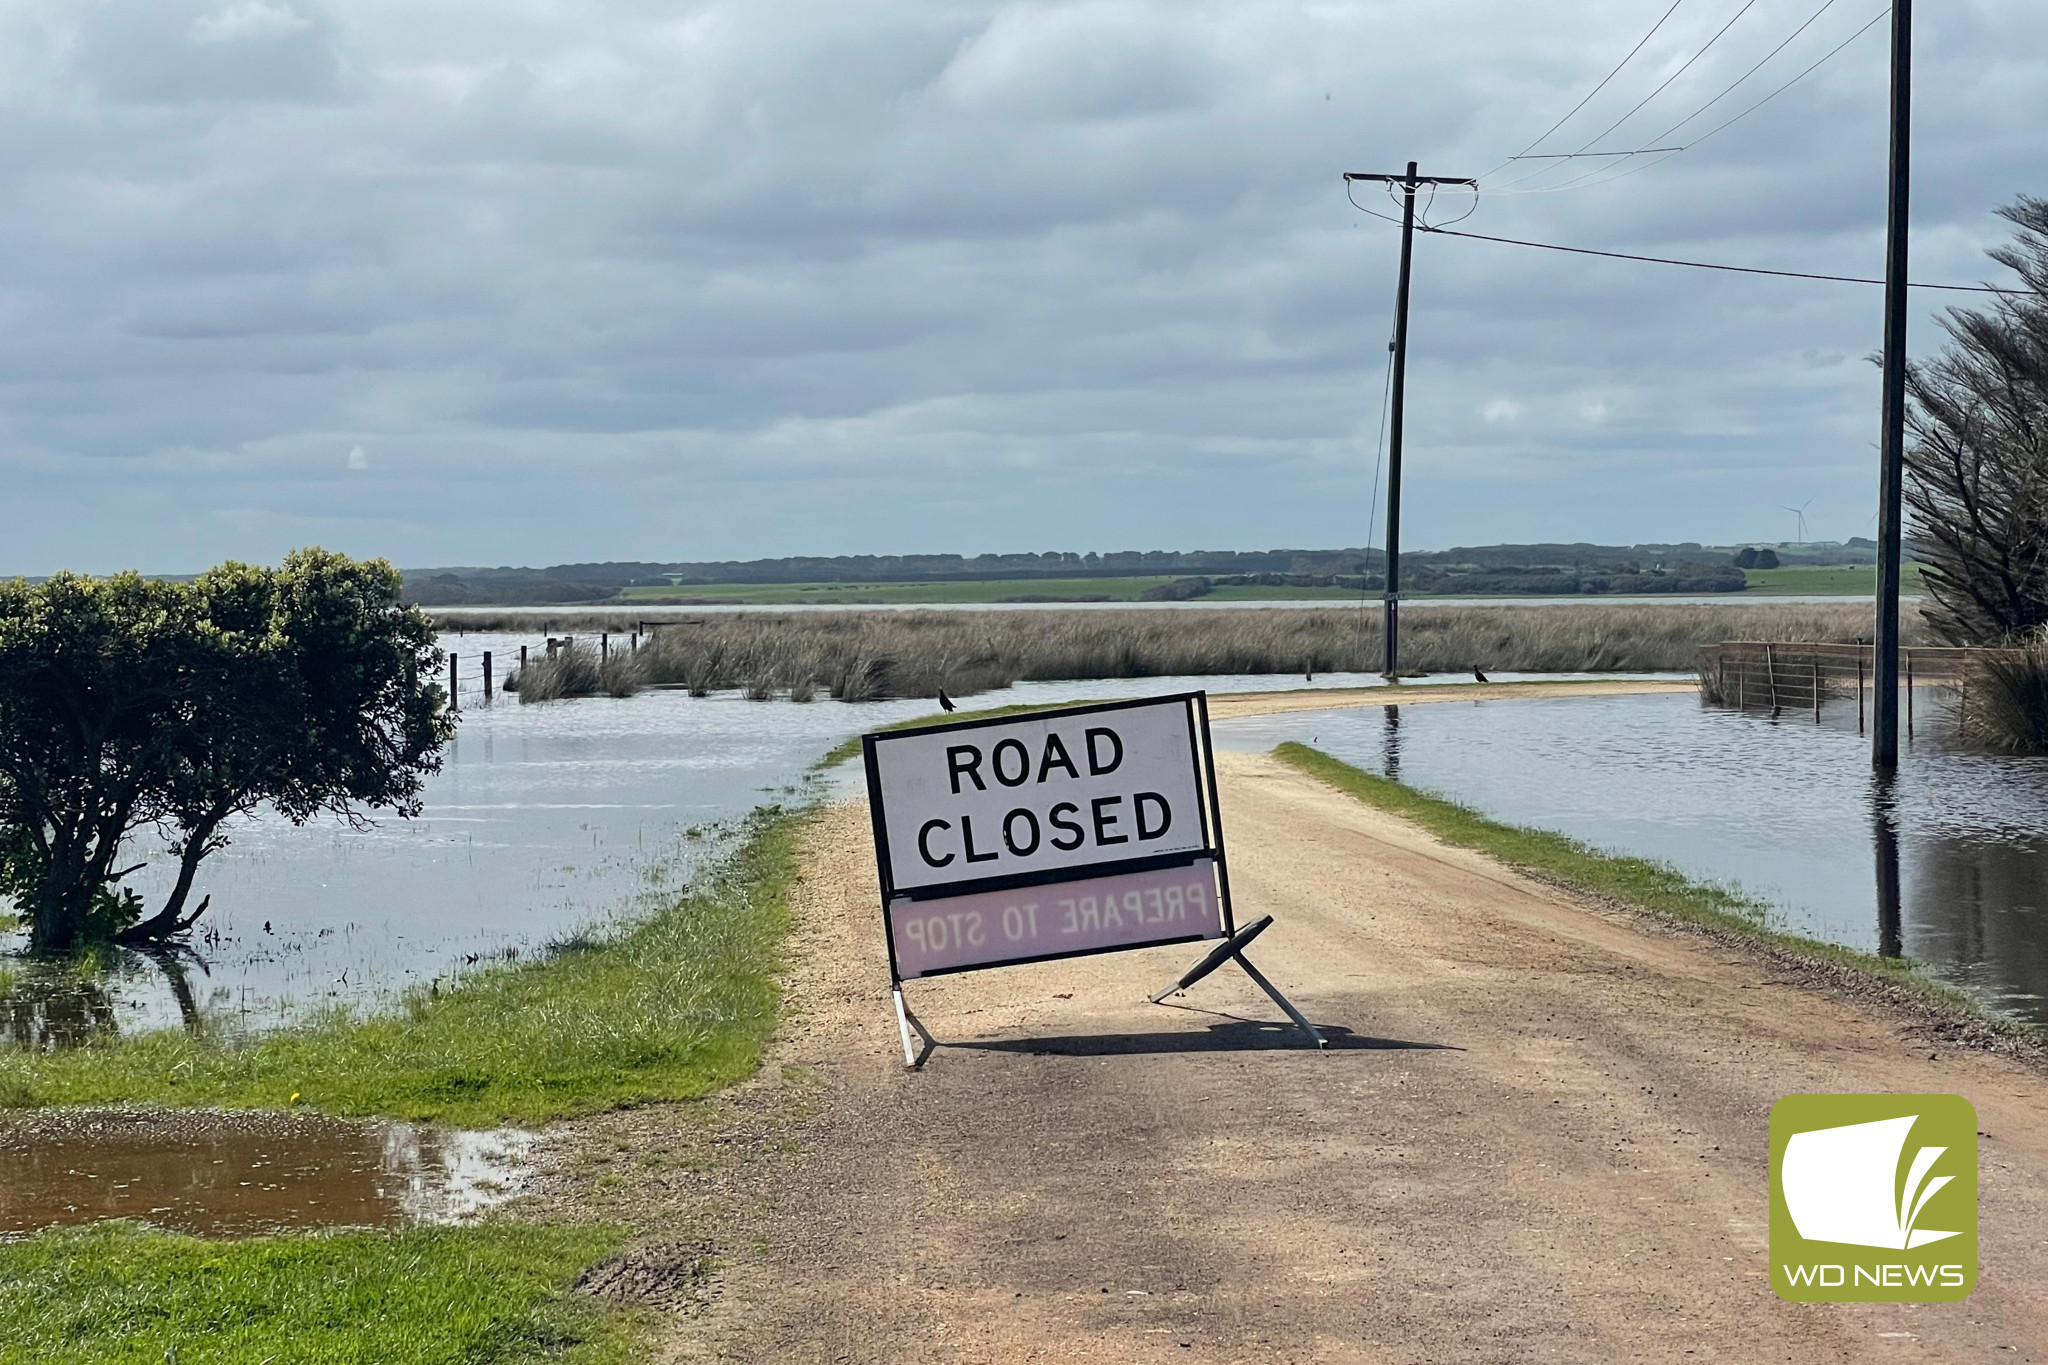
{"left": 400, "top": 540, "right": 1893, "bottom": 605}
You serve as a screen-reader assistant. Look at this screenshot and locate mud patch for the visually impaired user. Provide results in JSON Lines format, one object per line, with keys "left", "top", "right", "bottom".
{"left": 576, "top": 1237, "right": 724, "bottom": 1316}
{"left": 0, "top": 1108, "right": 535, "bottom": 1239}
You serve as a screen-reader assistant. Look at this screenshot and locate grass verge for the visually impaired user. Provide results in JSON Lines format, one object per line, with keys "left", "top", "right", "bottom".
{"left": 0, "top": 804, "right": 809, "bottom": 1127}
{"left": 1273, "top": 742, "right": 2043, "bottom": 1048}
{"left": 0, "top": 1220, "right": 640, "bottom": 1365}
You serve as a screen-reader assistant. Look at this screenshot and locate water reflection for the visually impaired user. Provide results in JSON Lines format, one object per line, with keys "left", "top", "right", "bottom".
{"left": 1871, "top": 771, "right": 1903, "bottom": 960}
{"left": 0, "top": 1109, "right": 534, "bottom": 1239}
{"left": 1216, "top": 692, "right": 2048, "bottom": 1024}
{"left": 1, "top": 964, "right": 119, "bottom": 1050}
{"left": 0, "top": 948, "right": 213, "bottom": 1051}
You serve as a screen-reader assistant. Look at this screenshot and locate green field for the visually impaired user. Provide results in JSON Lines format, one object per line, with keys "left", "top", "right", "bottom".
{"left": 611, "top": 567, "right": 1909, "bottom": 605}
{"left": 1741, "top": 562, "right": 1922, "bottom": 595}
{"left": 618, "top": 575, "right": 1193, "bottom": 604}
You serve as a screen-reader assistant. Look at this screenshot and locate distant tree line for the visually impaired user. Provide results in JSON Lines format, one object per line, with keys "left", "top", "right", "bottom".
{"left": 404, "top": 541, "right": 1846, "bottom": 605}
{"left": 1141, "top": 562, "right": 1746, "bottom": 600}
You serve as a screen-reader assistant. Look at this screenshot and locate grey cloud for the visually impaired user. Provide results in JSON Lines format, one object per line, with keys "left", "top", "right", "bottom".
{"left": 1, "top": 0, "right": 2045, "bottom": 572}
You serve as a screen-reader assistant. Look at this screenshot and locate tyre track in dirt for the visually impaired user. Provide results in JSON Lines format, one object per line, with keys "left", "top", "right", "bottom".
{"left": 655, "top": 749, "right": 2048, "bottom": 1364}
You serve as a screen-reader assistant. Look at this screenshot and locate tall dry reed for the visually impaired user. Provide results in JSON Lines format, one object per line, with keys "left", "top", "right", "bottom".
{"left": 600, "top": 603, "right": 1914, "bottom": 702}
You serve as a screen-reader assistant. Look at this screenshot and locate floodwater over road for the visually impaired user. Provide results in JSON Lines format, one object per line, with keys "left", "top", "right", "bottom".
{"left": 1216, "top": 690, "right": 2048, "bottom": 1024}
{"left": 1, "top": 631, "right": 1637, "bottom": 1040}
{"left": 0, "top": 1109, "right": 531, "bottom": 1238}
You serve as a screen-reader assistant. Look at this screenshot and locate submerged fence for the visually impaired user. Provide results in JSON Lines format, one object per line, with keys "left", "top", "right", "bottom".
{"left": 1698, "top": 641, "right": 1988, "bottom": 736}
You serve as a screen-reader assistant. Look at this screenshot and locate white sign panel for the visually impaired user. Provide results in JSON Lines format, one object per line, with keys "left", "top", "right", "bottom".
{"left": 870, "top": 696, "right": 1207, "bottom": 895}
{"left": 888, "top": 860, "right": 1223, "bottom": 978}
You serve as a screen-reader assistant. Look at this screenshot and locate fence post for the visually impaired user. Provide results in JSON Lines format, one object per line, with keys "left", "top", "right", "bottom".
{"left": 1813, "top": 660, "right": 1821, "bottom": 723}
{"left": 601, "top": 631, "right": 610, "bottom": 661}
{"left": 483, "top": 651, "right": 493, "bottom": 698}
{"left": 448, "top": 652, "right": 458, "bottom": 710}
{"left": 1765, "top": 642, "right": 1780, "bottom": 715}
{"left": 521, "top": 644, "right": 528, "bottom": 668}
{"left": 1858, "top": 649, "right": 1866, "bottom": 734}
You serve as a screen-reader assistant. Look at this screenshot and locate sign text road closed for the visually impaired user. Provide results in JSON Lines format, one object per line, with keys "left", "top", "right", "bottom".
{"left": 870, "top": 697, "right": 1206, "bottom": 896}
{"left": 863, "top": 693, "right": 1231, "bottom": 980}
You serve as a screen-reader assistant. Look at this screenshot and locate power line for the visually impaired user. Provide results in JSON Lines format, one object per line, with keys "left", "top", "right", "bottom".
{"left": 1483, "top": 4, "right": 1887, "bottom": 199}
{"left": 1416, "top": 223, "right": 2030, "bottom": 294}
{"left": 1637, "top": 0, "right": 1845, "bottom": 147}
{"left": 1492, "top": 0, "right": 1688, "bottom": 176}
{"left": 1566, "top": 0, "right": 1762, "bottom": 158}
{"left": 1662, "top": 7, "right": 1888, "bottom": 155}
{"left": 1508, "top": 148, "right": 1684, "bottom": 160}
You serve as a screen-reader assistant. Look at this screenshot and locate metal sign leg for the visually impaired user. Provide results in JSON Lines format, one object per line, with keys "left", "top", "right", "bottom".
{"left": 1148, "top": 915, "right": 1274, "bottom": 1002}
{"left": 1149, "top": 915, "right": 1325, "bottom": 1048}
{"left": 1231, "top": 952, "right": 1326, "bottom": 1049}
{"left": 893, "top": 986, "right": 937, "bottom": 1070}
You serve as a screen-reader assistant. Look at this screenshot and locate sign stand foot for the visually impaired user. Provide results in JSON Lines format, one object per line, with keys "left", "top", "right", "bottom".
{"left": 1149, "top": 915, "right": 1325, "bottom": 1049}
{"left": 894, "top": 986, "right": 937, "bottom": 1069}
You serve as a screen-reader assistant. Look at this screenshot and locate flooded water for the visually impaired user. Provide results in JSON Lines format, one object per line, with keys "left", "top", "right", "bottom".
{"left": 432, "top": 595, "right": 1890, "bottom": 618}
{"left": 1216, "top": 690, "right": 2048, "bottom": 1024}
{"left": 0, "top": 1109, "right": 532, "bottom": 1238}
{"left": 2, "top": 629, "right": 1639, "bottom": 1039}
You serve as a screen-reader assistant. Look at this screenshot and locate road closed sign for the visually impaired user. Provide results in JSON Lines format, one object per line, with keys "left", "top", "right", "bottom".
{"left": 862, "top": 693, "right": 1235, "bottom": 980}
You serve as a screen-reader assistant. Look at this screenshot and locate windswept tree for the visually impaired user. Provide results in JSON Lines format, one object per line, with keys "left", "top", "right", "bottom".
{"left": 0, "top": 550, "right": 452, "bottom": 954}
{"left": 1903, "top": 195, "right": 2048, "bottom": 644}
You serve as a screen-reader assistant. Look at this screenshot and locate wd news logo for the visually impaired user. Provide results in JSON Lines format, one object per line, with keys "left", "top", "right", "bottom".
{"left": 1769, "top": 1094, "right": 1977, "bottom": 1302}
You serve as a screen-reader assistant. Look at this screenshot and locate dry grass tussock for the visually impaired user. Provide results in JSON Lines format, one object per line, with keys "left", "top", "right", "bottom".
{"left": 505, "top": 603, "right": 1910, "bottom": 703}
{"left": 506, "top": 643, "right": 648, "bottom": 702}
{"left": 1963, "top": 632, "right": 2048, "bottom": 753}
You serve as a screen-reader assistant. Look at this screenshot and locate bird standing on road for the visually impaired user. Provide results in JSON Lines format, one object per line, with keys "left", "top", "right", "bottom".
{"left": 1473, "top": 669, "right": 1488, "bottom": 683}
{"left": 937, "top": 688, "right": 956, "bottom": 712}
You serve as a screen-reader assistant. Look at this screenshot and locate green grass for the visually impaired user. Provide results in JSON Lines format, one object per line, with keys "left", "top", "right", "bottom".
{"left": 1273, "top": 742, "right": 2038, "bottom": 1035}
{"left": 1741, "top": 562, "right": 1924, "bottom": 595}
{"left": 0, "top": 1221, "right": 641, "bottom": 1365}
{"left": 0, "top": 804, "right": 807, "bottom": 1126}
{"left": 617, "top": 576, "right": 1189, "bottom": 604}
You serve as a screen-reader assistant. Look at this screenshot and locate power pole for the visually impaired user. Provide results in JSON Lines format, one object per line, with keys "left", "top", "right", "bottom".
{"left": 1345, "top": 162, "right": 1476, "bottom": 676}
{"left": 1872, "top": 0, "right": 1912, "bottom": 769}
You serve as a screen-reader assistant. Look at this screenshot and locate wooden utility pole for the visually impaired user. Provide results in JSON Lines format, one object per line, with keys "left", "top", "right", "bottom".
{"left": 1873, "top": 0, "right": 1912, "bottom": 768}
{"left": 1344, "top": 162, "right": 1475, "bottom": 676}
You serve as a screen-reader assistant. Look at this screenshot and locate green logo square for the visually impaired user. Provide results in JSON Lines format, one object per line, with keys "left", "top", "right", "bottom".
{"left": 1769, "top": 1093, "right": 1977, "bottom": 1302}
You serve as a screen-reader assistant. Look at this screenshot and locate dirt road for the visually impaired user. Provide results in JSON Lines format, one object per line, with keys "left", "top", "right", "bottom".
{"left": 656, "top": 748, "right": 2047, "bottom": 1363}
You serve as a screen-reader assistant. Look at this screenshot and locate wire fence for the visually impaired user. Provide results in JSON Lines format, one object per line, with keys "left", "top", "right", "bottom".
{"left": 439, "top": 627, "right": 659, "bottom": 706}
{"left": 1697, "top": 640, "right": 1989, "bottom": 737}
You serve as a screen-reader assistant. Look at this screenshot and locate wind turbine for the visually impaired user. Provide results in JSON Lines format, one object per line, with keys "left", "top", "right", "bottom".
{"left": 1780, "top": 497, "right": 1814, "bottom": 544}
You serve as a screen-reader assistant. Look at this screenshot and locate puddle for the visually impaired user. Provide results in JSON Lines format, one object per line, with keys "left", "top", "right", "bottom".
{"left": 0, "top": 1110, "right": 536, "bottom": 1239}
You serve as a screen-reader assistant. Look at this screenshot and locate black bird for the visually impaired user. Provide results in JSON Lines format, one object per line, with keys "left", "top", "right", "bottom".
{"left": 937, "top": 688, "right": 957, "bottom": 712}
{"left": 1473, "top": 669, "right": 1488, "bottom": 683}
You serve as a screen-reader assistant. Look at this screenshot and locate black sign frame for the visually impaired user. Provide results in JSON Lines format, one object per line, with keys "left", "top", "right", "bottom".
{"left": 861, "top": 690, "right": 1237, "bottom": 984}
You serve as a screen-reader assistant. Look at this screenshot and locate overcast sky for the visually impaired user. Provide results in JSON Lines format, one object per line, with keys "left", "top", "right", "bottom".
{"left": 3, "top": 0, "right": 2042, "bottom": 573}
